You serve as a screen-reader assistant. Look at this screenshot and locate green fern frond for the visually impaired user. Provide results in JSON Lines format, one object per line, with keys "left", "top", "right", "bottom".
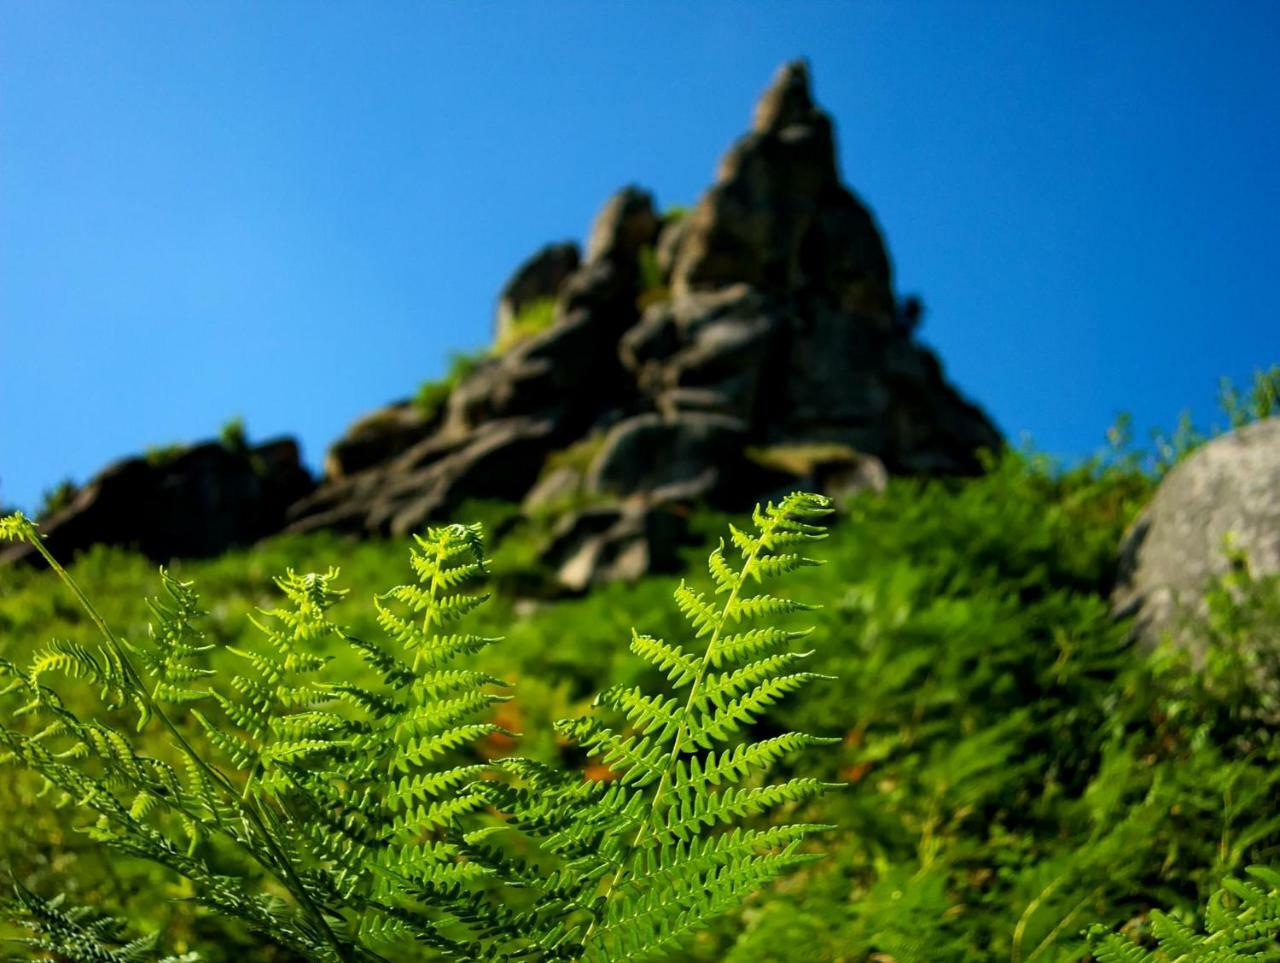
{"left": 2, "top": 880, "right": 199, "bottom": 962}
{"left": 141, "top": 569, "right": 217, "bottom": 707}
{"left": 0, "top": 495, "right": 841, "bottom": 962}
{"left": 0, "top": 511, "right": 39, "bottom": 545}
{"left": 514, "top": 491, "right": 837, "bottom": 961}
{"left": 1087, "top": 864, "right": 1280, "bottom": 961}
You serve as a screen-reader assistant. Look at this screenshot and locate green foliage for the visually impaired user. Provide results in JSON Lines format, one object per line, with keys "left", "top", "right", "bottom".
{"left": 1152, "top": 410, "right": 1209, "bottom": 475}
{"left": 636, "top": 246, "right": 668, "bottom": 310}
{"left": 2, "top": 447, "right": 1279, "bottom": 961}
{"left": 0, "top": 495, "right": 836, "bottom": 960}
{"left": 684, "top": 452, "right": 1277, "bottom": 962}
{"left": 144, "top": 443, "right": 185, "bottom": 468}
{"left": 1088, "top": 865, "right": 1280, "bottom": 961}
{"left": 414, "top": 351, "right": 484, "bottom": 422}
{"left": 542, "top": 433, "right": 608, "bottom": 478}
{"left": 476, "top": 493, "right": 839, "bottom": 959}
{"left": 219, "top": 416, "right": 248, "bottom": 455}
{"left": 37, "top": 478, "right": 78, "bottom": 520}
{"left": 1220, "top": 365, "right": 1280, "bottom": 430}
{"left": 3, "top": 879, "right": 200, "bottom": 962}
{"left": 496, "top": 295, "right": 558, "bottom": 352}
{"left": 1131, "top": 366, "right": 1280, "bottom": 474}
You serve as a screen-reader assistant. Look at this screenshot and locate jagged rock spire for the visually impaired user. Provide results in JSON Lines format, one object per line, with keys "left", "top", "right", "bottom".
{"left": 585, "top": 186, "right": 659, "bottom": 265}
{"left": 752, "top": 59, "right": 820, "bottom": 133}
{"left": 669, "top": 59, "right": 887, "bottom": 322}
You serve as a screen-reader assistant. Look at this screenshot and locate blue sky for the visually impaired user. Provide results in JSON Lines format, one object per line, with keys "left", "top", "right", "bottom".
{"left": 2, "top": 2, "right": 1277, "bottom": 511}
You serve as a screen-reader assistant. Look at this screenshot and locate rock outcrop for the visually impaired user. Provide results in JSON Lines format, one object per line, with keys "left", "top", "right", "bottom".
{"left": 1114, "top": 417, "right": 1280, "bottom": 658}
{"left": 11, "top": 61, "right": 1001, "bottom": 587}
{"left": 286, "top": 60, "right": 1001, "bottom": 587}
{"left": 1, "top": 438, "right": 314, "bottom": 566}
{"left": 494, "top": 242, "right": 580, "bottom": 345}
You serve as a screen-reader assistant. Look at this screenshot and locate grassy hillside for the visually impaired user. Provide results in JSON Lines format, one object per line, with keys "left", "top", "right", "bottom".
{"left": 1, "top": 449, "right": 1278, "bottom": 960}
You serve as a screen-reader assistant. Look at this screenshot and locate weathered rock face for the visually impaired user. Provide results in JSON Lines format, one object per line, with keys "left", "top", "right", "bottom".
{"left": 543, "top": 502, "right": 694, "bottom": 593}
{"left": 1114, "top": 418, "right": 1280, "bottom": 658}
{"left": 289, "top": 416, "right": 557, "bottom": 537}
{"left": 2, "top": 439, "right": 314, "bottom": 566}
{"left": 648, "top": 61, "right": 1000, "bottom": 472}
{"left": 325, "top": 402, "right": 436, "bottom": 480}
{"left": 287, "top": 59, "right": 1001, "bottom": 588}
{"left": 286, "top": 187, "right": 661, "bottom": 540}
{"left": 11, "top": 61, "right": 1001, "bottom": 585}
{"left": 672, "top": 61, "right": 892, "bottom": 317}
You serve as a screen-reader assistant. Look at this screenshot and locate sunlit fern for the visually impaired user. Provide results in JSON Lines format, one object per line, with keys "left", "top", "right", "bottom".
{"left": 476, "top": 491, "right": 840, "bottom": 960}
{"left": 0, "top": 492, "right": 836, "bottom": 961}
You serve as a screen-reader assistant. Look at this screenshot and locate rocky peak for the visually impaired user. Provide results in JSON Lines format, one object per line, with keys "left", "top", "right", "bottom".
{"left": 752, "top": 60, "right": 821, "bottom": 134}
{"left": 282, "top": 60, "right": 1000, "bottom": 588}
{"left": 585, "top": 186, "right": 659, "bottom": 266}
{"left": 670, "top": 59, "right": 887, "bottom": 326}
{"left": 11, "top": 62, "right": 1002, "bottom": 589}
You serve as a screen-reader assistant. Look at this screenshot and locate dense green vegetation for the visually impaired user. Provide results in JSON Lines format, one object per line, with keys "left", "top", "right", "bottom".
{"left": 0, "top": 495, "right": 845, "bottom": 960}
{"left": 1, "top": 427, "right": 1279, "bottom": 958}
{"left": 495, "top": 296, "right": 559, "bottom": 353}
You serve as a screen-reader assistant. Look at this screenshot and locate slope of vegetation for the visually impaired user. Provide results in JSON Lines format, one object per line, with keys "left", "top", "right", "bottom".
{"left": 1, "top": 445, "right": 1278, "bottom": 960}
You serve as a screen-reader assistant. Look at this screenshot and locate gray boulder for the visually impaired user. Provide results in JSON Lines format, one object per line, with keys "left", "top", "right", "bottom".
{"left": 2, "top": 437, "right": 315, "bottom": 566}
{"left": 586, "top": 412, "right": 750, "bottom": 504}
{"left": 544, "top": 502, "right": 694, "bottom": 592}
{"left": 288, "top": 416, "right": 556, "bottom": 537}
{"left": 325, "top": 402, "right": 436, "bottom": 480}
{"left": 1114, "top": 417, "right": 1280, "bottom": 656}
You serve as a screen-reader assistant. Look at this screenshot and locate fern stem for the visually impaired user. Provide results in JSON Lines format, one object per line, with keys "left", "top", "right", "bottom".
{"left": 26, "top": 536, "right": 353, "bottom": 963}
{"left": 1011, "top": 871, "right": 1067, "bottom": 963}
{"left": 578, "top": 506, "right": 789, "bottom": 956}
{"left": 1024, "top": 886, "right": 1100, "bottom": 962}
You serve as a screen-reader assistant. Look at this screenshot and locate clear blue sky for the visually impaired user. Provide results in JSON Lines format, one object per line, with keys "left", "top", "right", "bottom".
{"left": 2, "top": 2, "right": 1277, "bottom": 511}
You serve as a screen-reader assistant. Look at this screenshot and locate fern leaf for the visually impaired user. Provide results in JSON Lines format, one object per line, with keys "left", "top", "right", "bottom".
{"left": 548, "top": 492, "right": 836, "bottom": 960}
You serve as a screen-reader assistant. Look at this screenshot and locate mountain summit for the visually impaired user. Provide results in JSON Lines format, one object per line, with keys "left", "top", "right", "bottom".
{"left": 8, "top": 61, "right": 1001, "bottom": 584}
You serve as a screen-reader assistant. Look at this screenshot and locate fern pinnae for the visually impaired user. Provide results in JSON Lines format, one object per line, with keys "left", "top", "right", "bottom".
{"left": 572, "top": 491, "right": 836, "bottom": 959}
{"left": 1, "top": 514, "right": 353, "bottom": 961}
{"left": 2, "top": 499, "right": 844, "bottom": 960}
{"left": 628, "top": 632, "right": 699, "bottom": 687}
{"left": 1088, "top": 864, "right": 1280, "bottom": 961}
{"left": 141, "top": 569, "right": 217, "bottom": 707}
